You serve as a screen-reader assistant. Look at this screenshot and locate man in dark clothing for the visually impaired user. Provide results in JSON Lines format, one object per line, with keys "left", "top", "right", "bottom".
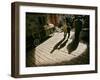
{"left": 67, "top": 16, "right": 82, "bottom": 54}
{"left": 74, "top": 16, "right": 82, "bottom": 40}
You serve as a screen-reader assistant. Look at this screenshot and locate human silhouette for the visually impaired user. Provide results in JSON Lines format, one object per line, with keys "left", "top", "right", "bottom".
{"left": 67, "top": 16, "right": 82, "bottom": 54}
{"left": 50, "top": 19, "right": 71, "bottom": 53}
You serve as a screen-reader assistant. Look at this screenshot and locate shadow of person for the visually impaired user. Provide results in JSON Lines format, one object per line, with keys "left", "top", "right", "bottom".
{"left": 67, "top": 38, "right": 79, "bottom": 54}
{"left": 50, "top": 37, "right": 65, "bottom": 53}
{"left": 57, "top": 39, "right": 68, "bottom": 50}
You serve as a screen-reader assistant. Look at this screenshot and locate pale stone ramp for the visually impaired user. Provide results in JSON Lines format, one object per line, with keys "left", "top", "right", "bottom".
{"left": 35, "top": 31, "right": 87, "bottom": 66}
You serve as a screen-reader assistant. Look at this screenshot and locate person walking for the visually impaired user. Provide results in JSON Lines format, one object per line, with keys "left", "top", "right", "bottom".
{"left": 67, "top": 15, "right": 82, "bottom": 54}
{"left": 62, "top": 19, "right": 71, "bottom": 40}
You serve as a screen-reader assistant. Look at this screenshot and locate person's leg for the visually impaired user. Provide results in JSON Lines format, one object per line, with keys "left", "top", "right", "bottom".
{"left": 64, "top": 32, "right": 67, "bottom": 39}
{"left": 67, "top": 32, "right": 70, "bottom": 40}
